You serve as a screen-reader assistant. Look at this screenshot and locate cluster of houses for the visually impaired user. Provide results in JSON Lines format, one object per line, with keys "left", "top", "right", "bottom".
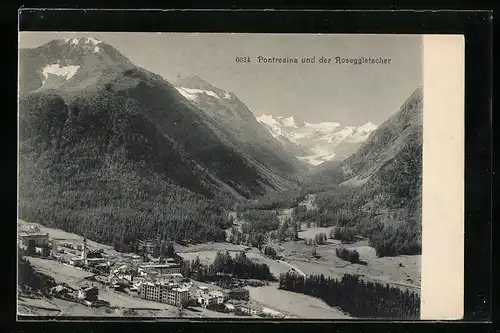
{"left": 18, "top": 232, "right": 50, "bottom": 255}
{"left": 18, "top": 230, "right": 285, "bottom": 317}
{"left": 107, "top": 261, "right": 282, "bottom": 317}
{"left": 134, "top": 278, "right": 279, "bottom": 317}
{"left": 48, "top": 283, "right": 102, "bottom": 307}
{"left": 18, "top": 230, "right": 110, "bottom": 271}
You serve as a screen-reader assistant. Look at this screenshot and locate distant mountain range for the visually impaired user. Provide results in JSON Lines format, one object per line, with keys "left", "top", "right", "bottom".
{"left": 257, "top": 114, "right": 377, "bottom": 165}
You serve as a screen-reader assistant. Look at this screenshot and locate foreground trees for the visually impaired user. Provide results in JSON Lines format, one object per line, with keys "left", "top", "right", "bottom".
{"left": 335, "top": 248, "right": 360, "bottom": 263}
{"left": 278, "top": 272, "right": 419, "bottom": 319}
{"left": 182, "top": 251, "right": 275, "bottom": 282}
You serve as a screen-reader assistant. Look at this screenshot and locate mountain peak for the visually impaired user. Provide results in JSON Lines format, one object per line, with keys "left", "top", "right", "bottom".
{"left": 20, "top": 38, "right": 133, "bottom": 95}
{"left": 357, "top": 121, "right": 377, "bottom": 132}
{"left": 174, "top": 75, "right": 214, "bottom": 90}
{"left": 33, "top": 37, "right": 132, "bottom": 66}
{"left": 62, "top": 37, "right": 102, "bottom": 46}
{"left": 257, "top": 113, "right": 279, "bottom": 125}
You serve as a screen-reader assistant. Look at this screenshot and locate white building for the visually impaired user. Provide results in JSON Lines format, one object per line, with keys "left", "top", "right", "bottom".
{"left": 209, "top": 290, "right": 227, "bottom": 304}
{"left": 197, "top": 293, "right": 217, "bottom": 308}
{"left": 169, "top": 288, "right": 189, "bottom": 306}
{"left": 78, "top": 286, "right": 99, "bottom": 302}
{"left": 240, "top": 302, "right": 263, "bottom": 316}
{"left": 69, "top": 257, "right": 85, "bottom": 266}
{"left": 86, "top": 257, "right": 107, "bottom": 266}
{"left": 224, "top": 303, "right": 236, "bottom": 312}
{"left": 139, "top": 282, "right": 190, "bottom": 306}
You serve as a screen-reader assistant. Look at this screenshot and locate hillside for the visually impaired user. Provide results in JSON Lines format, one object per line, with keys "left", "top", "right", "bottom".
{"left": 173, "top": 75, "right": 308, "bottom": 180}
{"left": 310, "top": 87, "right": 423, "bottom": 256}
{"left": 18, "top": 38, "right": 301, "bottom": 250}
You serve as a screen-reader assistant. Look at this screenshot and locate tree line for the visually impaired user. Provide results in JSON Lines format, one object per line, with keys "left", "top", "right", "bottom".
{"left": 278, "top": 272, "right": 420, "bottom": 319}
{"left": 18, "top": 255, "right": 56, "bottom": 297}
{"left": 262, "top": 246, "right": 278, "bottom": 259}
{"left": 335, "top": 248, "right": 360, "bottom": 263}
{"left": 19, "top": 143, "right": 234, "bottom": 253}
{"left": 332, "top": 226, "right": 356, "bottom": 242}
{"left": 304, "top": 232, "right": 328, "bottom": 246}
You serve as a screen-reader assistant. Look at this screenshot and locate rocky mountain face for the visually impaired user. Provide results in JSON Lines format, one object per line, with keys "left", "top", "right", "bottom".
{"left": 257, "top": 114, "right": 377, "bottom": 165}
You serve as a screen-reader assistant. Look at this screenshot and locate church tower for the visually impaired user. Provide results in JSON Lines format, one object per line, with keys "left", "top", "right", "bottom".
{"left": 81, "top": 237, "right": 88, "bottom": 264}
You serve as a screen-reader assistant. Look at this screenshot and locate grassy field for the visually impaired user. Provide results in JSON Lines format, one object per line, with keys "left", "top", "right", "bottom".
{"left": 18, "top": 296, "right": 60, "bottom": 316}
{"left": 279, "top": 234, "right": 420, "bottom": 291}
{"left": 24, "top": 256, "right": 94, "bottom": 289}
{"left": 176, "top": 242, "right": 246, "bottom": 254}
{"left": 245, "top": 284, "right": 351, "bottom": 319}
{"left": 285, "top": 254, "right": 420, "bottom": 292}
{"left": 298, "top": 226, "right": 333, "bottom": 241}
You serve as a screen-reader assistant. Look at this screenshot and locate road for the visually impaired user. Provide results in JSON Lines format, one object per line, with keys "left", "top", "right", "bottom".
{"left": 277, "top": 260, "right": 306, "bottom": 277}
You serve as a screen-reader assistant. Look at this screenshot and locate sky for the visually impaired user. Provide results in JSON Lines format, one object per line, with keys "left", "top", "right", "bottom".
{"left": 20, "top": 32, "right": 422, "bottom": 126}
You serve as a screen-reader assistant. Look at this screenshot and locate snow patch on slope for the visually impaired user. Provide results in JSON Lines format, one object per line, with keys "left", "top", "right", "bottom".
{"left": 257, "top": 114, "right": 285, "bottom": 139}
{"left": 64, "top": 37, "right": 102, "bottom": 46}
{"left": 297, "top": 155, "right": 329, "bottom": 166}
{"left": 304, "top": 121, "right": 341, "bottom": 131}
{"left": 357, "top": 121, "right": 377, "bottom": 133}
{"left": 175, "top": 87, "right": 198, "bottom": 101}
{"left": 280, "top": 116, "right": 298, "bottom": 128}
{"left": 175, "top": 86, "right": 222, "bottom": 100}
{"left": 41, "top": 64, "right": 80, "bottom": 84}
{"left": 85, "top": 37, "right": 102, "bottom": 45}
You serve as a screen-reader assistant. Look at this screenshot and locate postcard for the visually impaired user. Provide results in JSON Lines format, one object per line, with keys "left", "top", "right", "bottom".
{"left": 17, "top": 32, "right": 464, "bottom": 320}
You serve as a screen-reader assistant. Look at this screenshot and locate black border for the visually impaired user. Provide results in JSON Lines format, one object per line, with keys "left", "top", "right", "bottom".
{"left": 9, "top": 8, "right": 493, "bottom": 333}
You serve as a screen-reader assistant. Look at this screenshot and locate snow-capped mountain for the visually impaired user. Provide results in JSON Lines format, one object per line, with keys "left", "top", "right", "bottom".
{"left": 257, "top": 114, "right": 377, "bottom": 165}
{"left": 19, "top": 37, "right": 132, "bottom": 96}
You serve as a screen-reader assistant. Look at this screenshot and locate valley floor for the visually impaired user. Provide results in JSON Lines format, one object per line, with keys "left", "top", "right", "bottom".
{"left": 17, "top": 220, "right": 420, "bottom": 319}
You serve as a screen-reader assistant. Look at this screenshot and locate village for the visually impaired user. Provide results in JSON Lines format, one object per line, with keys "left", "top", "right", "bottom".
{"left": 17, "top": 223, "right": 291, "bottom": 318}
{"left": 17, "top": 203, "right": 420, "bottom": 320}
